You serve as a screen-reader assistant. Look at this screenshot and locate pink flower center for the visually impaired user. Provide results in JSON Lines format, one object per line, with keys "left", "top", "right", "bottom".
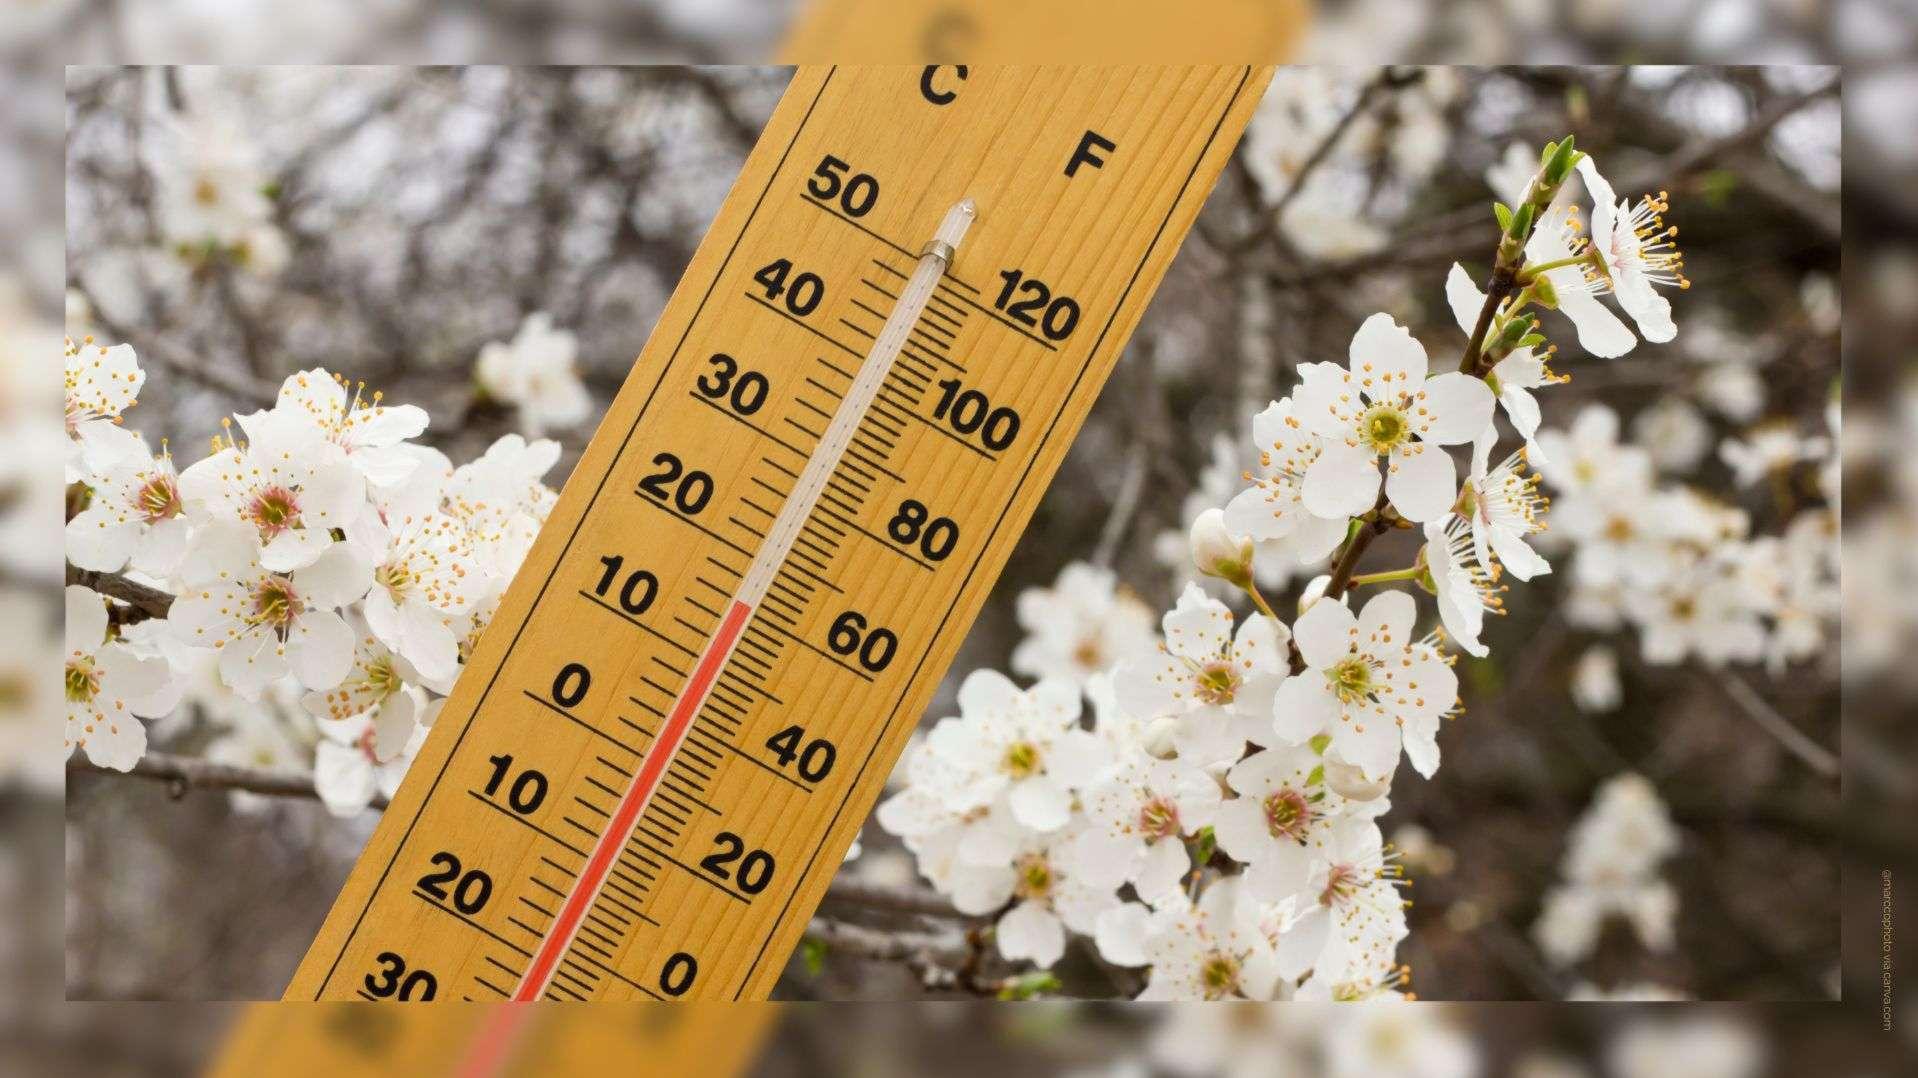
{"left": 1193, "top": 658, "right": 1241, "bottom": 705}
{"left": 136, "top": 473, "right": 183, "bottom": 524}
{"left": 1263, "top": 786, "right": 1313, "bottom": 842}
{"left": 1137, "top": 795, "right": 1181, "bottom": 840}
{"left": 1321, "top": 862, "right": 1360, "bottom": 908}
{"left": 246, "top": 484, "right": 302, "bottom": 538}
{"left": 249, "top": 576, "right": 303, "bottom": 633}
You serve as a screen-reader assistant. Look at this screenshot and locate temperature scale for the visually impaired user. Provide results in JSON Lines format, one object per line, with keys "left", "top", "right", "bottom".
{"left": 289, "top": 65, "right": 1270, "bottom": 1002}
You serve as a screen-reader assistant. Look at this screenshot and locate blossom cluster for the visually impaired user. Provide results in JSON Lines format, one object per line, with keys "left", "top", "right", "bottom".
{"left": 64, "top": 338, "right": 560, "bottom": 815}
{"left": 1532, "top": 773, "right": 1681, "bottom": 972}
{"left": 880, "top": 139, "right": 1707, "bottom": 999}
{"left": 1534, "top": 401, "right": 1838, "bottom": 673}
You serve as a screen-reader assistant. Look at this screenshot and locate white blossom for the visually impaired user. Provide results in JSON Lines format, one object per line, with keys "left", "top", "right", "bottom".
{"left": 1463, "top": 430, "right": 1552, "bottom": 581}
{"left": 1072, "top": 754, "right": 1221, "bottom": 906}
{"left": 180, "top": 408, "right": 368, "bottom": 572}
{"left": 64, "top": 337, "right": 147, "bottom": 480}
{"left": 300, "top": 626, "right": 422, "bottom": 760}
{"left": 475, "top": 312, "right": 592, "bottom": 436}
{"left": 64, "top": 440, "right": 192, "bottom": 576}
{"left": 64, "top": 585, "right": 176, "bottom": 770}
{"left": 1010, "top": 561, "right": 1156, "bottom": 689}
{"left": 1114, "top": 584, "right": 1290, "bottom": 766}
{"left": 1222, "top": 399, "right": 1351, "bottom": 566}
{"left": 1577, "top": 156, "right": 1687, "bottom": 344}
{"left": 1570, "top": 645, "right": 1622, "bottom": 713}
{"left": 166, "top": 522, "right": 371, "bottom": 698}
{"left": 1270, "top": 816, "right": 1409, "bottom": 987}
{"left": 1446, "top": 264, "right": 1564, "bottom": 455}
{"left": 1717, "top": 421, "right": 1829, "bottom": 488}
{"left": 911, "top": 670, "right": 1111, "bottom": 833}
{"left": 1421, "top": 517, "right": 1501, "bottom": 658}
{"left": 1138, "top": 878, "right": 1285, "bottom": 1000}
{"left": 1274, "top": 590, "right": 1456, "bottom": 781}
{"left": 265, "top": 369, "right": 431, "bottom": 487}
{"left": 1294, "top": 313, "right": 1495, "bottom": 523}
{"left": 313, "top": 706, "right": 426, "bottom": 817}
{"left": 1211, "top": 745, "right": 1337, "bottom": 904}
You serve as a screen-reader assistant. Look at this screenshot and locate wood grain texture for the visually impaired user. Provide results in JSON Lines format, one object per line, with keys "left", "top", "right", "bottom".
{"left": 209, "top": 1002, "right": 778, "bottom": 1074}
{"left": 288, "top": 65, "right": 1271, "bottom": 1002}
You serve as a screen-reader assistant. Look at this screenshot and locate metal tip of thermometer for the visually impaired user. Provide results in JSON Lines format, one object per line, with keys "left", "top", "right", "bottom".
{"left": 513, "top": 199, "right": 979, "bottom": 1002}
{"left": 920, "top": 199, "right": 977, "bottom": 266}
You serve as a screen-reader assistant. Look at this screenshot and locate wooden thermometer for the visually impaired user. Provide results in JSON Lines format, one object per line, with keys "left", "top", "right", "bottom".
{"left": 208, "top": 1004, "right": 777, "bottom": 1076}
{"left": 289, "top": 65, "right": 1270, "bottom": 1002}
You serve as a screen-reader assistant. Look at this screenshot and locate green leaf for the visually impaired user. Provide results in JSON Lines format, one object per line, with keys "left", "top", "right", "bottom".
{"left": 1191, "top": 825, "right": 1217, "bottom": 867}
{"left": 1539, "top": 139, "right": 1558, "bottom": 168}
{"left": 801, "top": 937, "right": 828, "bottom": 976}
{"left": 1545, "top": 134, "right": 1579, "bottom": 184}
{"left": 997, "top": 971, "right": 1062, "bottom": 1001}
{"left": 1493, "top": 202, "right": 1513, "bottom": 232}
{"left": 1508, "top": 201, "right": 1536, "bottom": 239}
{"left": 1518, "top": 333, "right": 1548, "bottom": 349}
{"left": 1309, "top": 733, "right": 1332, "bottom": 755}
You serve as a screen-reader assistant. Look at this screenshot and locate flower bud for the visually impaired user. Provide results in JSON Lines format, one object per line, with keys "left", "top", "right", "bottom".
{"left": 1323, "top": 756, "right": 1392, "bottom": 801}
{"left": 1189, "top": 508, "right": 1254, "bottom": 588}
{"left": 1140, "top": 715, "right": 1181, "bottom": 759}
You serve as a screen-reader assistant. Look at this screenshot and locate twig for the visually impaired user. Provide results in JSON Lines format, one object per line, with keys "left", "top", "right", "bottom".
{"left": 68, "top": 277, "right": 280, "bottom": 407}
{"left": 819, "top": 879, "right": 964, "bottom": 920}
{"left": 64, "top": 740, "right": 976, "bottom": 919}
{"left": 802, "top": 917, "right": 974, "bottom": 990}
{"left": 1258, "top": 68, "right": 1420, "bottom": 239}
{"left": 1716, "top": 672, "right": 1838, "bottom": 778}
{"left": 66, "top": 749, "right": 385, "bottom": 809}
{"left": 66, "top": 565, "right": 175, "bottom": 621}
{"left": 1091, "top": 442, "right": 1149, "bottom": 569}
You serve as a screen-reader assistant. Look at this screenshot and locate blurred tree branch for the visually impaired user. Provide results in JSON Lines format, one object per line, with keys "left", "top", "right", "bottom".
{"left": 66, "top": 749, "right": 381, "bottom": 809}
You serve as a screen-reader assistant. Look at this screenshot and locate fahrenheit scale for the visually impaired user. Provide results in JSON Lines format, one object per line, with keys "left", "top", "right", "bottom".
{"left": 289, "top": 65, "right": 1270, "bottom": 1002}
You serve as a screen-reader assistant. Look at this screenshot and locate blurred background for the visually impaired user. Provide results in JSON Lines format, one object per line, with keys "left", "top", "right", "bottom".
{"left": 56, "top": 63, "right": 1839, "bottom": 1003}
{"left": 0, "top": 0, "right": 1910, "bottom": 1072}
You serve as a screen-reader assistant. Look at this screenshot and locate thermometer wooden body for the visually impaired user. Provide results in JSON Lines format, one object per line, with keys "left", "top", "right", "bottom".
{"left": 289, "top": 65, "right": 1270, "bottom": 1002}
{"left": 207, "top": 1004, "right": 777, "bottom": 1076}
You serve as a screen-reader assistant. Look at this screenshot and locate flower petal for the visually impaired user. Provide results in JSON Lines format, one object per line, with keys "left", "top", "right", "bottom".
{"left": 1357, "top": 589, "right": 1417, "bottom": 649}
{"left": 1302, "top": 438, "right": 1381, "bottom": 519}
{"left": 1273, "top": 673, "right": 1340, "bottom": 744}
{"left": 1384, "top": 443, "right": 1457, "bottom": 523}
{"left": 997, "top": 900, "right": 1066, "bottom": 968}
{"left": 1349, "top": 312, "right": 1429, "bottom": 386}
{"left": 1417, "top": 372, "right": 1496, "bottom": 446}
{"left": 66, "top": 585, "right": 108, "bottom": 654}
{"left": 1291, "top": 595, "right": 1356, "bottom": 670}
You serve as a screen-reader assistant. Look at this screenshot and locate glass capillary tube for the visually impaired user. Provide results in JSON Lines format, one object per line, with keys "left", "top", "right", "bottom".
{"left": 736, "top": 197, "right": 977, "bottom": 604}
{"left": 514, "top": 199, "right": 977, "bottom": 1000}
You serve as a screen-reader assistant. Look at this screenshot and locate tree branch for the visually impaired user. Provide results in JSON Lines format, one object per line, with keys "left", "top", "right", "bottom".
{"left": 67, "top": 743, "right": 973, "bottom": 917}
{"left": 819, "top": 879, "right": 965, "bottom": 920}
{"left": 1714, "top": 671, "right": 1838, "bottom": 778}
{"left": 66, "top": 565, "right": 175, "bottom": 621}
{"left": 66, "top": 749, "right": 385, "bottom": 809}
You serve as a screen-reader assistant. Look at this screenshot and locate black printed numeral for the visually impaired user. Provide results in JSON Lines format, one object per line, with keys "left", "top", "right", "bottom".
{"left": 363, "top": 951, "right": 437, "bottom": 1001}
{"left": 994, "top": 268, "right": 1081, "bottom": 341}
{"left": 697, "top": 353, "right": 770, "bottom": 416}
{"left": 753, "top": 258, "right": 824, "bottom": 317}
{"left": 698, "top": 831, "right": 776, "bottom": 895}
{"left": 638, "top": 452, "right": 715, "bottom": 515}
{"left": 416, "top": 851, "right": 492, "bottom": 915}
{"left": 932, "top": 378, "right": 1020, "bottom": 451}
{"left": 806, "top": 154, "right": 880, "bottom": 218}
{"left": 594, "top": 554, "right": 659, "bottom": 615}
{"left": 482, "top": 754, "right": 548, "bottom": 815}
{"left": 765, "top": 725, "right": 836, "bottom": 783}
{"left": 887, "top": 499, "right": 959, "bottom": 561}
{"left": 827, "top": 610, "right": 898, "bottom": 672}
